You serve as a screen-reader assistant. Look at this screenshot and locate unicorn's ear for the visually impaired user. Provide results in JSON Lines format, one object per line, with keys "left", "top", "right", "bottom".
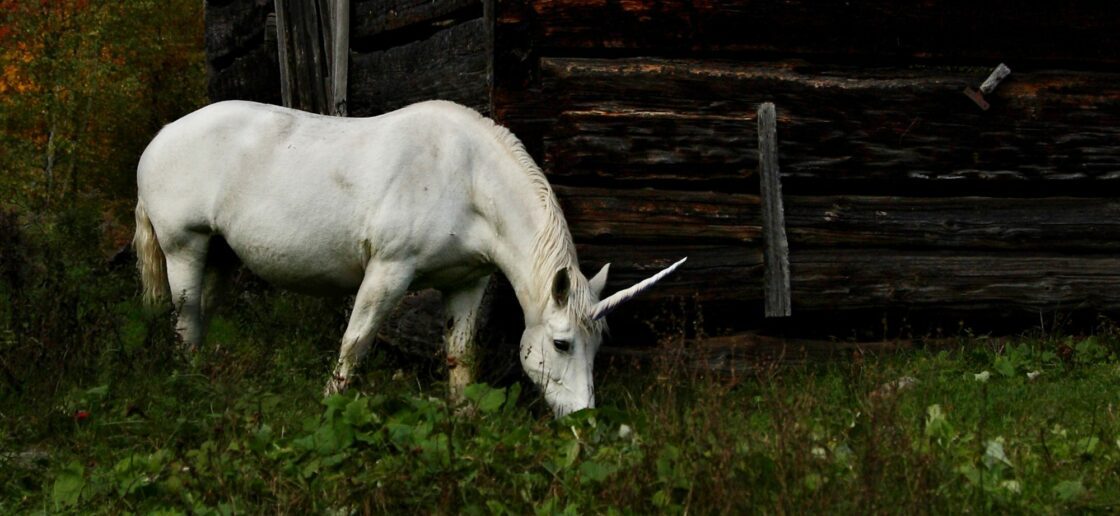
{"left": 589, "top": 263, "right": 610, "bottom": 299}
{"left": 590, "top": 257, "right": 686, "bottom": 320}
{"left": 551, "top": 267, "right": 570, "bottom": 308}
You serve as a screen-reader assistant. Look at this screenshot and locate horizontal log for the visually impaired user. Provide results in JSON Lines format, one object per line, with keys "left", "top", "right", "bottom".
{"left": 554, "top": 186, "right": 760, "bottom": 244}
{"left": 505, "top": 0, "right": 1120, "bottom": 68}
{"left": 555, "top": 186, "right": 1120, "bottom": 252}
{"left": 533, "top": 58, "right": 1120, "bottom": 194}
{"left": 576, "top": 244, "right": 1120, "bottom": 314}
{"left": 784, "top": 196, "right": 1120, "bottom": 252}
{"left": 205, "top": 0, "right": 273, "bottom": 67}
{"left": 208, "top": 44, "right": 282, "bottom": 104}
{"left": 790, "top": 251, "right": 1120, "bottom": 313}
{"left": 349, "top": 18, "right": 489, "bottom": 116}
{"left": 351, "top": 0, "right": 479, "bottom": 40}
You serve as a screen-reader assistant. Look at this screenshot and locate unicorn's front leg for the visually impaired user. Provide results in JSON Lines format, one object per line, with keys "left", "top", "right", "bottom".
{"left": 442, "top": 277, "right": 490, "bottom": 404}
{"left": 325, "top": 260, "right": 413, "bottom": 395}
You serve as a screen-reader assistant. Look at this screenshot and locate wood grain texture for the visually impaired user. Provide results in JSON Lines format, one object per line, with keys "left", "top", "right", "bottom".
{"left": 785, "top": 196, "right": 1120, "bottom": 252}
{"left": 205, "top": 0, "right": 274, "bottom": 67}
{"left": 554, "top": 186, "right": 760, "bottom": 244}
{"left": 577, "top": 243, "right": 1120, "bottom": 314}
{"left": 208, "top": 44, "right": 282, "bottom": 103}
{"left": 349, "top": 18, "right": 489, "bottom": 116}
{"left": 350, "top": 0, "right": 479, "bottom": 39}
{"left": 790, "top": 251, "right": 1120, "bottom": 313}
{"left": 757, "top": 102, "right": 791, "bottom": 317}
{"left": 529, "top": 58, "right": 1120, "bottom": 194}
{"left": 515, "top": 0, "right": 1120, "bottom": 67}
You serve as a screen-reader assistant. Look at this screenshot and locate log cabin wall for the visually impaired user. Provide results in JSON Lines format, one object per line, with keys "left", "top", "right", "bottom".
{"left": 492, "top": 1, "right": 1120, "bottom": 336}
{"left": 205, "top": 1, "right": 1120, "bottom": 339}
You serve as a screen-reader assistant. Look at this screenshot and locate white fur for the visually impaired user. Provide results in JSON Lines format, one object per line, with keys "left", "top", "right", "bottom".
{"left": 135, "top": 100, "right": 682, "bottom": 417}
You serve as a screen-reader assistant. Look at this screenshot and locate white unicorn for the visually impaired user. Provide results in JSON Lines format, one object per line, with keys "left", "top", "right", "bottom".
{"left": 133, "top": 100, "right": 684, "bottom": 416}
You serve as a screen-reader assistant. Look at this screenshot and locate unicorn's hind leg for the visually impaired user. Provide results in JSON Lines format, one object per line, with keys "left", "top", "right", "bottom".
{"left": 200, "top": 236, "right": 240, "bottom": 327}
{"left": 325, "top": 260, "right": 414, "bottom": 395}
{"left": 163, "top": 232, "right": 210, "bottom": 350}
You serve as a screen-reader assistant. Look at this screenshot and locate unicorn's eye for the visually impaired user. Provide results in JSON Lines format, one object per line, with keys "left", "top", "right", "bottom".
{"left": 553, "top": 339, "right": 572, "bottom": 353}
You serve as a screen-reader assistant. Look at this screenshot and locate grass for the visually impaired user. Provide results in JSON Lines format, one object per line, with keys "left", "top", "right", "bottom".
{"left": 3, "top": 208, "right": 1120, "bottom": 513}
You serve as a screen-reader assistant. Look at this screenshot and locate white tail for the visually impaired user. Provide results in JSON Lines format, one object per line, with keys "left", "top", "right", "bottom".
{"left": 133, "top": 199, "right": 169, "bottom": 308}
{"left": 590, "top": 257, "right": 686, "bottom": 320}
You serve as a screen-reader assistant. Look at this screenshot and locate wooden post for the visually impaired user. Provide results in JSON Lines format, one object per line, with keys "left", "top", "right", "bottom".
{"left": 273, "top": 0, "right": 294, "bottom": 108}
{"left": 757, "top": 102, "right": 792, "bottom": 317}
{"left": 330, "top": 0, "right": 349, "bottom": 116}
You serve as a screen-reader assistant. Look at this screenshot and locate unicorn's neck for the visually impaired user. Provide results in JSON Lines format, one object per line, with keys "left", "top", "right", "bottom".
{"left": 474, "top": 146, "right": 573, "bottom": 324}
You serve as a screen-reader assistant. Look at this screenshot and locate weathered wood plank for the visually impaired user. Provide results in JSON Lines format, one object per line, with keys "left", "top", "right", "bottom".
{"left": 577, "top": 244, "right": 1120, "bottom": 314}
{"left": 785, "top": 196, "right": 1120, "bottom": 252}
{"left": 350, "top": 0, "right": 479, "bottom": 40}
{"left": 331, "top": 0, "right": 350, "bottom": 116}
{"left": 757, "top": 102, "right": 791, "bottom": 317}
{"left": 349, "top": 18, "right": 489, "bottom": 116}
{"left": 554, "top": 186, "right": 760, "bottom": 244}
{"left": 577, "top": 244, "right": 761, "bottom": 304}
{"left": 790, "top": 251, "right": 1120, "bottom": 313}
{"left": 531, "top": 58, "right": 1120, "bottom": 194}
{"left": 205, "top": 0, "right": 274, "bottom": 67}
{"left": 513, "top": 0, "right": 1120, "bottom": 68}
{"left": 208, "top": 44, "right": 282, "bottom": 104}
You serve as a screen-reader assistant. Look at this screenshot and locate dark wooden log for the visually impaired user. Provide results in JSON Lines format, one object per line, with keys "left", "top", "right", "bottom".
{"left": 528, "top": 58, "right": 1120, "bottom": 195}
{"left": 757, "top": 102, "right": 791, "bottom": 317}
{"left": 349, "top": 18, "right": 490, "bottom": 116}
{"left": 790, "top": 251, "right": 1120, "bottom": 313}
{"left": 577, "top": 243, "right": 1120, "bottom": 315}
{"left": 350, "top": 0, "right": 480, "bottom": 40}
{"left": 554, "top": 186, "right": 760, "bottom": 245}
{"left": 208, "top": 44, "right": 282, "bottom": 104}
{"left": 555, "top": 186, "right": 1120, "bottom": 252}
{"left": 785, "top": 196, "right": 1120, "bottom": 252}
{"left": 506, "top": 0, "right": 1120, "bottom": 68}
{"left": 205, "top": 0, "right": 274, "bottom": 69}
{"left": 577, "top": 244, "right": 763, "bottom": 303}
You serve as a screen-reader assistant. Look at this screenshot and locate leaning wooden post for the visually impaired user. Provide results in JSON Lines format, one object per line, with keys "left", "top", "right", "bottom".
{"left": 330, "top": 0, "right": 349, "bottom": 116}
{"left": 757, "top": 102, "right": 792, "bottom": 317}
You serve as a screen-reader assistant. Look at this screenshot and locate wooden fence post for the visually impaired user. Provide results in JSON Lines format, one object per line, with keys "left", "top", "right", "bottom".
{"left": 273, "top": 0, "right": 345, "bottom": 115}
{"left": 757, "top": 102, "right": 792, "bottom": 317}
{"left": 330, "top": 0, "right": 349, "bottom": 116}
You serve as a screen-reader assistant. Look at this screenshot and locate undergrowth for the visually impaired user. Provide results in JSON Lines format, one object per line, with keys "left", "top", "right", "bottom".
{"left": 3, "top": 207, "right": 1120, "bottom": 514}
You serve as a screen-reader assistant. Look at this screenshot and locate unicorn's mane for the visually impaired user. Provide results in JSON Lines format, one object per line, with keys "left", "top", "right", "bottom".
{"left": 470, "top": 107, "right": 604, "bottom": 332}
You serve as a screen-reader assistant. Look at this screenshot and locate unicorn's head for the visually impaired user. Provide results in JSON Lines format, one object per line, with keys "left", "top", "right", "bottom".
{"left": 520, "top": 258, "right": 686, "bottom": 417}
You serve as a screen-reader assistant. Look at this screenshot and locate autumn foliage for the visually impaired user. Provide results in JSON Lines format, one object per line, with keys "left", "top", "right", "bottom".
{"left": 0, "top": 0, "right": 205, "bottom": 223}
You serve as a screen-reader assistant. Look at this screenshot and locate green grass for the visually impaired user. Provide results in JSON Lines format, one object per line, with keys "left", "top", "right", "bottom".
{"left": 3, "top": 211, "right": 1120, "bottom": 513}
{"left": 4, "top": 313, "right": 1120, "bottom": 513}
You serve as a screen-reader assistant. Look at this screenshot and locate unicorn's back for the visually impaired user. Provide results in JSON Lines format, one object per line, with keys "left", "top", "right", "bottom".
{"left": 137, "top": 100, "right": 502, "bottom": 295}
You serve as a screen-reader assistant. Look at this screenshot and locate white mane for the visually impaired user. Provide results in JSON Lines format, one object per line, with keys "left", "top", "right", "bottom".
{"left": 475, "top": 111, "right": 604, "bottom": 331}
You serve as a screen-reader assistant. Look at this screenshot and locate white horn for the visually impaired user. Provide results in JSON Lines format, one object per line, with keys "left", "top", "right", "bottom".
{"left": 590, "top": 257, "right": 687, "bottom": 320}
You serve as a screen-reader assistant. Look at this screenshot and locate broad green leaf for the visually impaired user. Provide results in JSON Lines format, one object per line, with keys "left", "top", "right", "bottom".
{"left": 561, "top": 439, "right": 580, "bottom": 469}
{"left": 579, "top": 460, "right": 614, "bottom": 483}
{"left": 1054, "top": 480, "right": 1085, "bottom": 502}
{"left": 478, "top": 387, "right": 506, "bottom": 413}
{"left": 52, "top": 461, "right": 85, "bottom": 508}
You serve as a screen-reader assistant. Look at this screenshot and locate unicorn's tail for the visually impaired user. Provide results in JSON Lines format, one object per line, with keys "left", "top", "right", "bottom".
{"left": 133, "top": 199, "right": 169, "bottom": 308}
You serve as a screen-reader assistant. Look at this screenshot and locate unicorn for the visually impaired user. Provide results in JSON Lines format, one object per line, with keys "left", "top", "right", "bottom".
{"left": 133, "top": 100, "right": 684, "bottom": 416}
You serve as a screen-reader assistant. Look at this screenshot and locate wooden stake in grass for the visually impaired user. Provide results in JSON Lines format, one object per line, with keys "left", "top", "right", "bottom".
{"left": 757, "top": 102, "right": 792, "bottom": 318}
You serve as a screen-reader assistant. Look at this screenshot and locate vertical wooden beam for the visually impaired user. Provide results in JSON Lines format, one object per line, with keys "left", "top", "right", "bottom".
{"left": 757, "top": 102, "right": 792, "bottom": 317}
{"left": 273, "top": 0, "right": 294, "bottom": 108}
{"left": 330, "top": 0, "right": 349, "bottom": 116}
